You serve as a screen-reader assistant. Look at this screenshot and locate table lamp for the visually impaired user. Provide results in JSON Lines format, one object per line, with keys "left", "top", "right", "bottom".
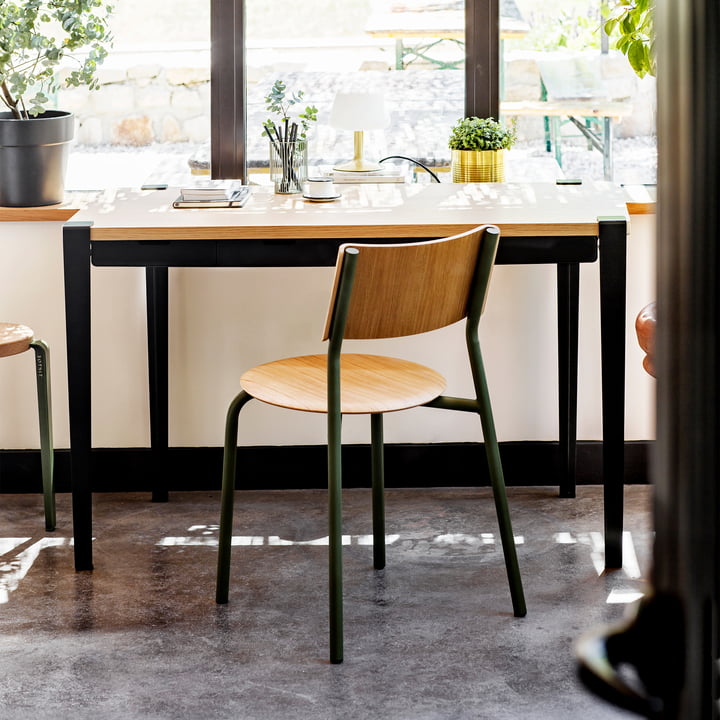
{"left": 330, "top": 92, "right": 390, "bottom": 172}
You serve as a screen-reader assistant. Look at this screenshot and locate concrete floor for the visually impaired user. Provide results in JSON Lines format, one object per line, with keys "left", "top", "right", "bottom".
{"left": 0, "top": 486, "right": 652, "bottom": 719}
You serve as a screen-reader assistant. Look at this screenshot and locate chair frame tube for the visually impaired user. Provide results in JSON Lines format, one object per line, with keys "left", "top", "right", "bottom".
{"left": 371, "top": 413, "right": 386, "bottom": 571}
{"left": 216, "top": 390, "right": 253, "bottom": 605}
{"left": 325, "top": 247, "right": 359, "bottom": 664}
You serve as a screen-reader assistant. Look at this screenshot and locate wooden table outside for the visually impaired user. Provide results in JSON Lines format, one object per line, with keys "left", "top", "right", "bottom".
{"left": 365, "top": 0, "right": 529, "bottom": 70}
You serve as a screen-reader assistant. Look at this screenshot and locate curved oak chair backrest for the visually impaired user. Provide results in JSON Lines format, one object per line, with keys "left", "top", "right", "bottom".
{"left": 323, "top": 225, "right": 498, "bottom": 341}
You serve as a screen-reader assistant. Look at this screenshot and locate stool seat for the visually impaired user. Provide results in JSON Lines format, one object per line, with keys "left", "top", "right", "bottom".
{"left": 241, "top": 353, "right": 446, "bottom": 414}
{"left": 635, "top": 302, "right": 656, "bottom": 377}
{"left": 0, "top": 321, "right": 55, "bottom": 529}
{"left": 0, "top": 323, "right": 34, "bottom": 358}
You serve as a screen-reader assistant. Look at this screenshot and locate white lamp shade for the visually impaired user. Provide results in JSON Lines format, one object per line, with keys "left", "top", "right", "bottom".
{"left": 329, "top": 92, "right": 390, "bottom": 131}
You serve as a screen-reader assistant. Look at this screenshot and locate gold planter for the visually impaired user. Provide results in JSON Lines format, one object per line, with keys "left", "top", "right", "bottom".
{"left": 451, "top": 149, "right": 505, "bottom": 182}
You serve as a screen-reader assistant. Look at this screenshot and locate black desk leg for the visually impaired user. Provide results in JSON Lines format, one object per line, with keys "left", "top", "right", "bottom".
{"left": 146, "top": 266, "right": 169, "bottom": 503}
{"left": 63, "top": 222, "right": 94, "bottom": 571}
{"left": 557, "top": 263, "right": 579, "bottom": 498}
{"left": 599, "top": 217, "right": 627, "bottom": 569}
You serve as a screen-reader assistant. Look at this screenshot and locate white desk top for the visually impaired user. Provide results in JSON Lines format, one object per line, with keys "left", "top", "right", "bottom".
{"left": 69, "top": 182, "right": 630, "bottom": 242}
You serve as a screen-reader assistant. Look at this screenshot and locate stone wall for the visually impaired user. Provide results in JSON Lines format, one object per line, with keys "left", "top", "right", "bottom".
{"left": 57, "top": 48, "right": 211, "bottom": 146}
{"left": 56, "top": 44, "right": 656, "bottom": 148}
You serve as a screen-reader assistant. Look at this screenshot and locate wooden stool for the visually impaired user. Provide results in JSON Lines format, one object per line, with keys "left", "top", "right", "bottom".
{"left": 0, "top": 323, "right": 55, "bottom": 529}
{"left": 635, "top": 302, "right": 657, "bottom": 378}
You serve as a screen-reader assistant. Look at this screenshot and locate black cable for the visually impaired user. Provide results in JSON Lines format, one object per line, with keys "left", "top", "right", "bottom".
{"left": 379, "top": 155, "right": 441, "bottom": 183}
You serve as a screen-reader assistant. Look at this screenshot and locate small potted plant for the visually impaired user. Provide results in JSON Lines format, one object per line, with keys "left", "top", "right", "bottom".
{"left": 448, "top": 116, "right": 516, "bottom": 182}
{"left": 0, "top": 0, "right": 114, "bottom": 206}
{"left": 262, "top": 79, "right": 318, "bottom": 194}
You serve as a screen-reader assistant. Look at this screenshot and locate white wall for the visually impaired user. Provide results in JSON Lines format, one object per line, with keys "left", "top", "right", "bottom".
{"left": 0, "top": 211, "right": 656, "bottom": 450}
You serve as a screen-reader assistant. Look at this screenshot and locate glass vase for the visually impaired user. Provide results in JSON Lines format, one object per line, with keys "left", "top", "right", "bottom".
{"left": 269, "top": 139, "right": 307, "bottom": 194}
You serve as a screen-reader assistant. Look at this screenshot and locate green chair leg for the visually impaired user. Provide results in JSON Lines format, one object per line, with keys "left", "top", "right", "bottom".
{"left": 327, "top": 404, "right": 344, "bottom": 664}
{"left": 216, "top": 390, "right": 252, "bottom": 605}
{"left": 30, "top": 340, "right": 54, "bottom": 531}
{"left": 473, "top": 347, "right": 527, "bottom": 618}
{"left": 371, "top": 413, "right": 386, "bottom": 570}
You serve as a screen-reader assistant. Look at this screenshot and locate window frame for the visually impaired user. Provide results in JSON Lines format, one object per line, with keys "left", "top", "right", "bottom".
{"left": 209, "top": 0, "right": 498, "bottom": 180}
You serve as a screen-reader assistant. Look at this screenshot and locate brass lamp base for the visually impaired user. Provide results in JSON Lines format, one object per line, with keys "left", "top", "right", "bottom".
{"left": 333, "top": 158, "right": 382, "bottom": 172}
{"left": 332, "top": 130, "right": 381, "bottom": 172}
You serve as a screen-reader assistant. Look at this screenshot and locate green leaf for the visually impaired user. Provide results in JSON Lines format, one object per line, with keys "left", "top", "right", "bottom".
{"left": 627, "top": 39, "right": 647, "bottom": 76}
{"left": 262, "top": 78, "right": 318, "bottom": 141}
{"left": 0, "top": 0, "right": 113, "bottom": 114}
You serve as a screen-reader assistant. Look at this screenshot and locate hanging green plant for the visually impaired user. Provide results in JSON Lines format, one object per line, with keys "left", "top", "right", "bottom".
{"left": 604, "top": 0, "right": 655, "bottom": 78}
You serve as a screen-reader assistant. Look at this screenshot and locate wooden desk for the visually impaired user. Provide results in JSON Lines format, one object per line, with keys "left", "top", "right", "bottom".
{"left": 62, "top": 182, "right": 629, "bottom": 572}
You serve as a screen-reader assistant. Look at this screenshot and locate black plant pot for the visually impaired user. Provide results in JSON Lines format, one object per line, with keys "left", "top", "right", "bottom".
{"left": 0, "top": 110, "right": 74, "bottom": 207}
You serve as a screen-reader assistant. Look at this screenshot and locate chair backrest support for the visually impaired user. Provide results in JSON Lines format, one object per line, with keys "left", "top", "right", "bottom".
{"left": 323, "top": 225, "right": 499, "bottom": 342}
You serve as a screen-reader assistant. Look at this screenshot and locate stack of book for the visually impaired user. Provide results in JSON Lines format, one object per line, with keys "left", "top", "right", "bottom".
{"left": 329, "top": 169, "right": 405, "bottom": 184}
{"left": 173, "top": 181, "right": 251, "bottom": 208}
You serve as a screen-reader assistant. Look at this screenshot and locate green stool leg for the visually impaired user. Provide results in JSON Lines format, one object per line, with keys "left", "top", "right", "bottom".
{"left": 216, "top": 391, "right": 252, "bottom": 605}
{"left": 370, "top": 413, "right": 386, "bottom": 570}
{"left": 472, "top": 347, "right": 527, "bottom": 618}
{"left": 30, "top": 340, "right": 54, "bottom": 531}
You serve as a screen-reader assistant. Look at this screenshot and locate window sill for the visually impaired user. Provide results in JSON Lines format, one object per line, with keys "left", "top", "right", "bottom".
{"left": 0, "top": 205, "right": 80, "bottom": 222}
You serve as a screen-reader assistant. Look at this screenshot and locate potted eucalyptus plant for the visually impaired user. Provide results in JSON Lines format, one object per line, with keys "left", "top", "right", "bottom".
{"left": 448, "top": 116, "right": 516, "bottom": 182}
{"left": 0, "top": 0, "right": 114, "bottom": 206}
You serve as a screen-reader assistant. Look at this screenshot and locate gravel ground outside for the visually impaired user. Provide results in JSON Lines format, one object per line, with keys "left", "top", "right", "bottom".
{"left": 65, "top": 133, "right": 656, "bottom": 190}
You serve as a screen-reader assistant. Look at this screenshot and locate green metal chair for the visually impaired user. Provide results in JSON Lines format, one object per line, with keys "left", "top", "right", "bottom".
{"left": 216, "top": 225, "right": 526, "bottom": 663}
{"left": 0, "top": 323, "right": 55, "bottom": 530}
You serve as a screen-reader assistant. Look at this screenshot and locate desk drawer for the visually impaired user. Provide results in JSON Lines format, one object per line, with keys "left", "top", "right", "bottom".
{"left": 496, "top": 236, "right": 597, "bottom": 265}
{"left": 218, "top": 237, "right": 341, "bottom": 267}
{"left": 91, "top": 240, "right": 218, "bottom": 267}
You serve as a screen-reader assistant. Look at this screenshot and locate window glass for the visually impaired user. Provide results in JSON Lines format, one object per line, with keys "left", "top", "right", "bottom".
{"left": 244, "top": 0, "right": 466, "bottom": 181}
{"left": 502, "top": 0, "right": 657, "bottom": 183}
{"left": 61, "top": 0, "right": 210, "bottom": 188}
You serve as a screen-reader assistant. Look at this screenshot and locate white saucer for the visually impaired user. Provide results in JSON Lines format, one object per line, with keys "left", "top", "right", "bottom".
{"left": 303, "top": 194, "right": 342, "bottom": 202}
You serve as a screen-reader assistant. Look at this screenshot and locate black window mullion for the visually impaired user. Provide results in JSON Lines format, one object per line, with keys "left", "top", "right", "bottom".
{"left": 211, "top": 0, "right": 497, "bottom": 177}
{"left": 210, "top": 0, "right": 246, "bottom": 180}
{"left": 465, "top": 0, "right": 499, "bottom": 119}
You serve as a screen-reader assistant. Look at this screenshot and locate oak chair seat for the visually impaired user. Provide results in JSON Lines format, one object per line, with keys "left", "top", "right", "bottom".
{"left": 241, "top": 353, "right": 446, "bottom": 414}
{"left": 0, "top": 322, "right": 35, "bottom": 358}
{"left": 0, "top": 322, "right": 55, "bottom": 529}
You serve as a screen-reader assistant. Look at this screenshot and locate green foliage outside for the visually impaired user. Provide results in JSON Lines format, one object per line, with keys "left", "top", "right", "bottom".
{"left": 511, "top": 0, "right": 655, "bottom": 80}
{"left": 509, "top": 0, "right": 605, "bottom": 52}
{"left": 604, "top": 0, "right": 655, "bottom": 77}
{"left": 517, "top": 8, "right": 603, "bottom": 52}
{"left": 0, "top": 0, "right": 114, "bottom": 119}
{"left": 448, "top": 117, "right": 517, "bottom": 151}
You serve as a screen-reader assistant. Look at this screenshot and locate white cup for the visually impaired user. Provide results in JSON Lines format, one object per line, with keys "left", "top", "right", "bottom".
{"left": 305, "top": 176, "right": 337, "bottom": 198}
